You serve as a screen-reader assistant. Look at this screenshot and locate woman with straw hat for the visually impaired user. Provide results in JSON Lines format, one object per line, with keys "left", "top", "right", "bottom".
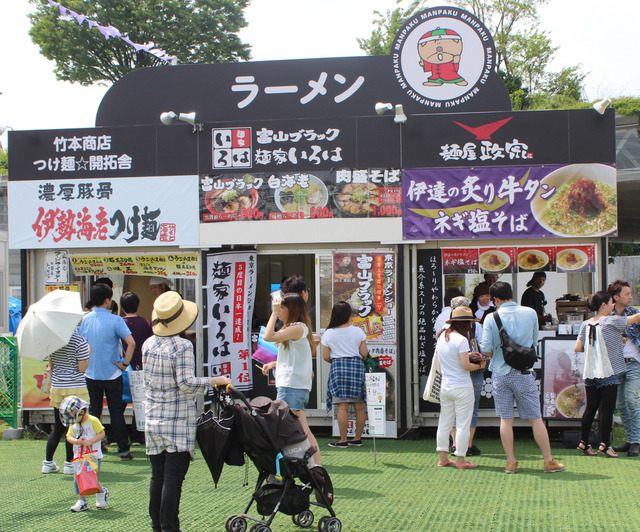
{"left": 143, "top": 292, "right": 231, "bottom": 532}
{"left": 435, "top": 306, "right": 489, "bottom": 469}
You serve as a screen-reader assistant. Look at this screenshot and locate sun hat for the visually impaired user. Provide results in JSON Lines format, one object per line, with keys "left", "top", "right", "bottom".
{"left": 152, "top": 291, "right": 198, "bottom": 337}
{"left": 446, "top": 306, "right": 480, "bottom": 324}
{"left": 450, "top": 296, "right": 471, "bottom": 309}
{"left": 59, "top": 395, "right": 89, "bottom": 427}
{"left": 149, "top": 276, "right": 173, "bottom": 287}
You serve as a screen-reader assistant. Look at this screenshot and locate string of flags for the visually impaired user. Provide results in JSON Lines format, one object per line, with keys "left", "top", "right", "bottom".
{"left": 46, "top": 0, "right": 177, "bottom": 64}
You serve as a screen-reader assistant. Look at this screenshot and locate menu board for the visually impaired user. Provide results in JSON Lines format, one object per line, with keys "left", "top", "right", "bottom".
{"left": 516, "top": 246, "right": 556, "bottom": 272}
{"left": 199, "top": 169, "right": 402, "bottom": 222}
{"left": 70, "top": 253, "right": 198, "bottom": 278}
{"left": 478, "top": 247, "right": 517, "bottom": 274}
{"left": 442, "top": 248, "right": 479, "bottom": 274}
{"left": 442, "top": 245, "right": 595, "bottom": 275}
{"left": 333, "top": 252, "right": 396, "bottom": 343}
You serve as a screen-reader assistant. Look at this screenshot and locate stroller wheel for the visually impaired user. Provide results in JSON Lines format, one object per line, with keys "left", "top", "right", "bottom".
{"left": 249, "top": 525, "right": 271, "bottom": 532}
{"left": 318, "top": 516, "right": 342, "bottom": 532}
{"left": 226, "top": 515, "right": 248, "bottom": 532}
{"left": 293, "top": 509, "right": 314, "bottom": 528}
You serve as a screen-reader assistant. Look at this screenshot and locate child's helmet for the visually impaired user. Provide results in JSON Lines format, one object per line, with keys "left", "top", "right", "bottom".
{"left": 59, "top": 395, "right": 89, "bottom": 427}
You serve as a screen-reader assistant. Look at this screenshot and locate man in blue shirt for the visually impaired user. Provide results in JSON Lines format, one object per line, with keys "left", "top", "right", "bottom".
{"left": 78, "top": 283, "right": 136, "bottom": 460}
{"left": 481, "top": 281, "right": 564, "bottom": 474}
{"left": 609, "top": 280, "right": 640, "bottom": 457}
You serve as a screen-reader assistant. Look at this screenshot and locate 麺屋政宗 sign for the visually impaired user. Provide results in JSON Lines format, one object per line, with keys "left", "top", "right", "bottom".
{"left": 402, "top": 163, "right": 617, "bottom": 240}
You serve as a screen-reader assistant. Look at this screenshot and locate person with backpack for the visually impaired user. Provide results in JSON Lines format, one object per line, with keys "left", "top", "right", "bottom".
{"left": 480, "top": 281, "right": 564, "bottom": 474}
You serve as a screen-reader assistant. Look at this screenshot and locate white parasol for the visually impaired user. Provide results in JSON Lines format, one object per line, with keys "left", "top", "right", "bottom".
{"left": 16, "top": 290, "right": 85, "bottom": 360}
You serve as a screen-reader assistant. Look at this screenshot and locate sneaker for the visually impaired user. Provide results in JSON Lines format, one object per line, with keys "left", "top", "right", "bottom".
{"left": 543, "top": 459, "right": 565, "bottom": 473}
{"left": 120, "top": 452, "right": 134, "bottom": 461}
{"left": 505, "top": 461, "right": 518, "bottom": 474}
{"left": 96, "top": 487, "right": 109, "bottom": 508}
{"left": 348, "top": 439, "right": 363, "bottom": 447}
{"left": 70, "top": 498, "right": 88, "bottom": 512}
{"left": 327, "top": 441, "right": 349, "bottom": 448}
{"left": 628, "top": 443, "right": 640, "bottom": 457}
{"left": 42, "top": 460, "right": 59, "bottom": 474}
{"left": 63, "top": 461, "right": 75, "bottom": 475}
{"left": 612, "top": 442, "right": 631, "bottom": 453}
{"left": 450, "top": 445, "right": 456, "bottom": 455}
{"left": 467, "top": 445, "right": 482, "bottom": 457}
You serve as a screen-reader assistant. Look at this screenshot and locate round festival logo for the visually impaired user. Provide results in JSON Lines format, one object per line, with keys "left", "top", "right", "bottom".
{"left": 391, "top": 7, "right": 496, "bottom": 109}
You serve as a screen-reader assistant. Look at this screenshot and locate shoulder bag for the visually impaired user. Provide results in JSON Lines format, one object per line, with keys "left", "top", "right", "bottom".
{"left": 492, "top": 312, "right": 538, "bottom": 372}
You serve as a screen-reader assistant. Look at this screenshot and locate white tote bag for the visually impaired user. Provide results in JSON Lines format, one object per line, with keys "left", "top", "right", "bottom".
{"left": 423, "top": 349, "right": 442, "bottom": 404}
{"left": 582, "top": 322, "right": 614, "bottom": 380}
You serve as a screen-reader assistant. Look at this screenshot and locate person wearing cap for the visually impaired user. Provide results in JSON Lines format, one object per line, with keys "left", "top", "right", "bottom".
{"left": 521, "top": 272, "right": 552, "bottom": 328}
{"left": 143, "top": 291, "right": 231, "bottom": 532}
{"left": 435, "top": 306, "right": 487, "bottom": 469}
{"left": 470, "top": 283, "right": 496, "bottom": 324}
{"left": 149, "top": 276, "right": 173, "bottom": 298}
{"left": 481, "top": 281, "right": 564, "bottom": 474}
{"left": 60, "top": 395, "right": 109, "bottom": 512}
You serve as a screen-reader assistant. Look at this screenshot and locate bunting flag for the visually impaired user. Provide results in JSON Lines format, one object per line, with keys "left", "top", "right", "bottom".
{"left": 46, "top": 0, "right": 177, "bottom": 63}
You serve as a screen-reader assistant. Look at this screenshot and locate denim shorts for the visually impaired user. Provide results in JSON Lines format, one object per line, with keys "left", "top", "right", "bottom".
{"left": 277, "top": 387, "right": 309, "bottom": 411}
{"left": 584, "top": 374, "right": 619, "bottom": 388}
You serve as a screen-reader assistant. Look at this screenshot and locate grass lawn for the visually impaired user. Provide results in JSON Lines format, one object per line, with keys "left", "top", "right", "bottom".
{"left": 1, "top": 426, "right": 639, "bottom": 531}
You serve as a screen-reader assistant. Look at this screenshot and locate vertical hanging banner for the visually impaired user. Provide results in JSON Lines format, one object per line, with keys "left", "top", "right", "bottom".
{"left": 416, "top": 249, "right": 443, "bottom": 412}
{"left": 204, "top": 251, "right": 257, "bottom": 391}
{"left": 333, "top": 252, "right": 396, "bottom": 343}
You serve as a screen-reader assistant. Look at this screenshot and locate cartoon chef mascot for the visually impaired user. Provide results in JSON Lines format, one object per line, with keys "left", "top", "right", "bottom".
{"left": 418, "top": 27, "right": 468, "bottom": 86}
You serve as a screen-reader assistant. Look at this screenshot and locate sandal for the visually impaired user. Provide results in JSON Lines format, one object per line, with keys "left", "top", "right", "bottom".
{"left": 598, "top": 443, "right": 619, "bottom": 458}
{"left": 577, "top": 440, "right": 597, "bottom": 456}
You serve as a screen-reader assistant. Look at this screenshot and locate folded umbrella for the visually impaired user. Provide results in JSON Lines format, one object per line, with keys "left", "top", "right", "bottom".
{"left": 196, "top": 407, "right": 241, "bottom": 487}
{"left": 16, "top": 290, "right": 84, "bottom": 360}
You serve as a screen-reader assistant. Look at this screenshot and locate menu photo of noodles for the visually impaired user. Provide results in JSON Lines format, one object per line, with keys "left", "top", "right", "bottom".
{"left": 530, "top": 163, "right": 618, "bottom": 238}
{"left": 478, "top": 247, "right": 516, "bottom": 273}
{"left": 556, "top": 245, "right": 595, "bottom": 273}
{"left": 516, "top": 246, "right": 555, "bottom": 272}
{"left": 541, "top": 338, "right": 586, "bottom": 420}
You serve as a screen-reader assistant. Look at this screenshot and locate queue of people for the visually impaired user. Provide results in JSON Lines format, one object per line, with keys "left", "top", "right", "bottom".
{"left": 34, "top": 272, "right": 640, "bottom": 527}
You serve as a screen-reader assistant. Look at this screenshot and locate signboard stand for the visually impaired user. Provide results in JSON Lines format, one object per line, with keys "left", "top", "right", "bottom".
{"left": 366, "top": 372, "right": 386, "bottom": 465}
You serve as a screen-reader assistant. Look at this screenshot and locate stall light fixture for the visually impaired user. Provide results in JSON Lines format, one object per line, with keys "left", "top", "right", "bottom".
{"left": 159, "top": 111, "right": 203, "bottom": 132}
{"left": 593, "top": 98, "right": 611, "bottom": 115}
{"left": 374, "top": 102, "right": 407, "bottom": 124}
{"left": 394, "top": 104, "right": 407, "bottom": 124}
{"left": 375, "top": 102, "right": 394, "bottom": 115}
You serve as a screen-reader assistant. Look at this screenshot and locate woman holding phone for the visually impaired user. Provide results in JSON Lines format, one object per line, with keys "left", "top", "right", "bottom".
{"left": 262, "top": 292, "right": 321, "bottom": 465}
{"left": 435, "top": 306, "right": 488, "bottom": 469}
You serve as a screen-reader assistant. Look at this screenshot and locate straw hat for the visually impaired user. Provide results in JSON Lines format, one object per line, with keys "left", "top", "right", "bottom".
{"left": 152, "top": 291, "right": 198, "bottom": 337}
{"left": 446, "top": 306, "right": 480, "bottom": 324}
{"left": 149, "top": 276, "right": 173, "bottom": 287}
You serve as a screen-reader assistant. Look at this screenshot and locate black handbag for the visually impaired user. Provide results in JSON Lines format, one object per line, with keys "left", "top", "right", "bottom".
{"left": 492, "top": 312, "right": 538, "bottom": 372}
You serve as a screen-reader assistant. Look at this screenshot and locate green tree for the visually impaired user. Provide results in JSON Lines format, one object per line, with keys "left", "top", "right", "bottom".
{"left": 28, "top": 0, "right": 251, "bottom": 86}
{"left": 358, "top": 0, "right": 586, "bottom": 109}
{"left": 357, "top": 0, "right": 428, "bottom": 55}
{"left": 0, "top": 149, "right": 7, "bottom": 176}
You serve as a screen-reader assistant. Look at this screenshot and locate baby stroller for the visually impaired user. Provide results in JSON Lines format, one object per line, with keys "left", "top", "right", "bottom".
{"left": 197, "top": 386, "right": 341, "bottom": 532}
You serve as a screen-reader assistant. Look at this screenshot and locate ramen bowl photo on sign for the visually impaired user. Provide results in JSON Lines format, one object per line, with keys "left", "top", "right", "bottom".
{"left": 531, "top": 164, "right": 617, "bottom": 237}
